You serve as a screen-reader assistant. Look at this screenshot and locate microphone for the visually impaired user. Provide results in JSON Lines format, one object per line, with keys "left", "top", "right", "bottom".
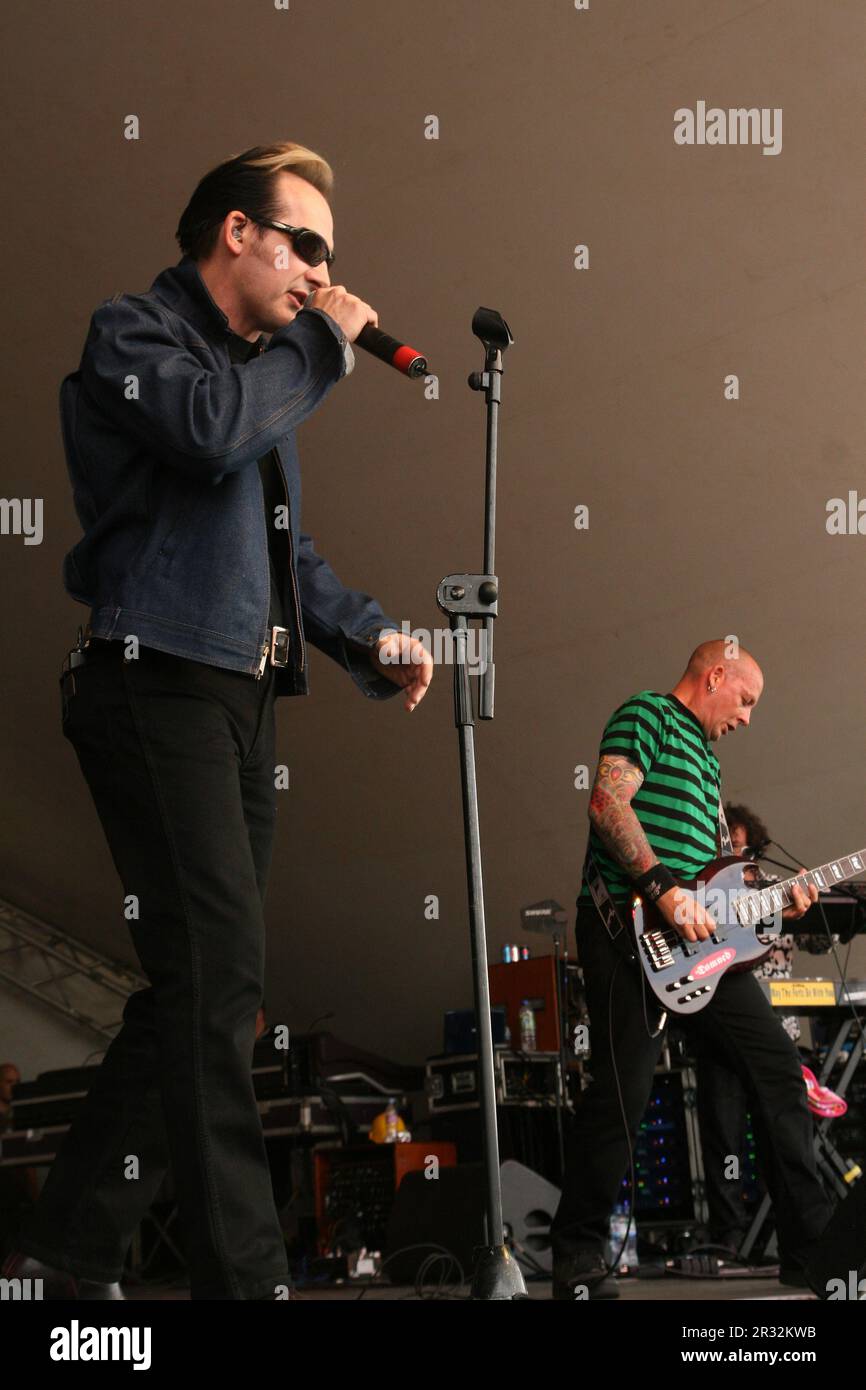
{"left": 355, "top": 323, "right": 428, "bottom": 379}
{"left": 302, "top": 293, "right": 427, "bottom": 378}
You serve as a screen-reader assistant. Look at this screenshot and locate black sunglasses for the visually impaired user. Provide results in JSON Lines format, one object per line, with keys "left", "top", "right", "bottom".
{"left": 252, "top": 218, "right": 335, "bottom": 269}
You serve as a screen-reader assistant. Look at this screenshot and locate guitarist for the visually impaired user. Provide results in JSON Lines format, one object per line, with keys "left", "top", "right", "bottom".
{"left": 550, "top": 639, "right": 831, "bottom": 1299}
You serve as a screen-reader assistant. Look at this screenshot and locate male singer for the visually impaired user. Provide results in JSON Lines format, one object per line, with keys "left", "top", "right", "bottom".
{"left": 4, "top": 143, "right": 432, "bottom": 1300}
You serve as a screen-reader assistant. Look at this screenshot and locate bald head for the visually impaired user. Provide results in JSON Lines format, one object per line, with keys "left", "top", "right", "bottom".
{"left": 683, "top": 639, "right": 762, "bottom": 687}
{"left": 672, "top": 638, "right": 764, "bottom": 743}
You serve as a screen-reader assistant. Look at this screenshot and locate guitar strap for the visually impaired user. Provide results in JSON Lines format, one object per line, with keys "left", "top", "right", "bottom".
{"left": 584, "top": 845, "right": 628, "bottom": 943}
{"left": 717, "top": 794, "right": 733, "bottom": 854}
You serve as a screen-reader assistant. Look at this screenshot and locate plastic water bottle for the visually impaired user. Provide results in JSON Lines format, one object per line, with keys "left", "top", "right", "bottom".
{"left": 625, "top": 1218, "right": 638, "bottom": 1270}
{"left": 608, "top": 1204, "right": 638, "bottom": 1272}
{"left": 518, "top": 1001, "right": 537, "bottom": 1052}
{"left": 385, "top": 1098, "right": 400, "bottom": 1142}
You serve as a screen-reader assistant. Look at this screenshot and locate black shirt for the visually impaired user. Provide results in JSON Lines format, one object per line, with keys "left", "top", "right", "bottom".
{"left": 226, "top": 330, "right": 287, "bottom": 634}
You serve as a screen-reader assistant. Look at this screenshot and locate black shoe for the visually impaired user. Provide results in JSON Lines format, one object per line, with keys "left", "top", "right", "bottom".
{"left": 707, "top": 1230, "right": 747, "bottom": 1259}
{"left": 552, "top": 1250, "right": 620, "bottom": 1300}
{"left": 0, "top": 1250, "right": 126, "bottom": 1300}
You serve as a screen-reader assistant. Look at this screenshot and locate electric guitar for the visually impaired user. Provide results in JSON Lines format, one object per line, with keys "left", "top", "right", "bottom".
{"left": 631, "top": 848, "right": 866, "bottom": 1015}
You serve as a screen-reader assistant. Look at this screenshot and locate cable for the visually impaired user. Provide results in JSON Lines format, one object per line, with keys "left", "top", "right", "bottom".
{"left": 600, "top": 954, "right": 642, "bottom": 1282}
{"left": 566, "top": 925, "right": 668, "bottom": 1289}
{"left": 506, "top": 1236, "right": 549, "bottom": 1278}
{"left": 352, "top": 1242, "right": 468, "bottom": 1300}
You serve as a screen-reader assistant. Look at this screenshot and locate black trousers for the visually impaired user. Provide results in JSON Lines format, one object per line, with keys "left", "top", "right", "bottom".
{"left": 18, "top": 640, "right": 286, "bottom": 1299}
{"left": 551, "top": 907, "right": 833, "bottom": 1267}
{"left": 693, "top": 1047, "right": 754, "bottom": 1243}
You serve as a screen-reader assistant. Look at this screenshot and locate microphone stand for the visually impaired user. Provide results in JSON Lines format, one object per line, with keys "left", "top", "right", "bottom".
{"left": 435, "top": 307, "right": 526, "bottom": 1300}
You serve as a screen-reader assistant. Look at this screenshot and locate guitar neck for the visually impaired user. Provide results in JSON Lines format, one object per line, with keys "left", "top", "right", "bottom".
{"left": 739, "top": 848, "right": 866, "bottom": 924}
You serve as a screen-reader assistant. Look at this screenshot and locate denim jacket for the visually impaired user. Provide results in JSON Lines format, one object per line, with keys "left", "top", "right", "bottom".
{"left": 59, "top": 254, "right": 403, "bottom": 701}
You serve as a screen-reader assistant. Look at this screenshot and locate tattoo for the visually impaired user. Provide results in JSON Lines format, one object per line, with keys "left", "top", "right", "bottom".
{"left": 589, "top": 755, "right": 657, "bottom": 878}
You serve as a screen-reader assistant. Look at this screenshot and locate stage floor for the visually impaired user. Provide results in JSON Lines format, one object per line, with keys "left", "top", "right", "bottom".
{"left": 119, "top": 1275, "right": 817, "bottom": 1301}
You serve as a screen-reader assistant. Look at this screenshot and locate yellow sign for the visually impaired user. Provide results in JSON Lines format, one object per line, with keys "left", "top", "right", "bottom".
{"left": 768, "top": 979, "right": 836, "bottom": 1008}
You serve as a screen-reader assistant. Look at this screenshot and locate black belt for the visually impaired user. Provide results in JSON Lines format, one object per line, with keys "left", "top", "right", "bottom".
{"left": 59, "top": 625, "right": 290, "bottom": 701}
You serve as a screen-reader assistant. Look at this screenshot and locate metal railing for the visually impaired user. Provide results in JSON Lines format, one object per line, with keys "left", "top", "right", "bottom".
{"left": 0, "top": 898, "right": 145, "bottom": 1044}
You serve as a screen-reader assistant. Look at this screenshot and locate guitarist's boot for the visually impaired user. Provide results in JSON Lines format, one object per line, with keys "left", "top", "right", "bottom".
{"left": 551, "top": 1248, "right": 620, "bottom": 1300}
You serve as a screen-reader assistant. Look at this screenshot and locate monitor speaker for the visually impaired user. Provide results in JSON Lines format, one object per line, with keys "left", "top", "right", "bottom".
{"left": 383, "top": 1160, "right": 560, "bottom": 1283}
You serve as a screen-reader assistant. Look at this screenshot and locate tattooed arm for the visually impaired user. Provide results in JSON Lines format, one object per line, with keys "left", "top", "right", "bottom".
{"left": 588, "top": 754, "right": 657, "bottom": 878}
{"left": 588, "top": 753, "right": 715, "bottom": 940}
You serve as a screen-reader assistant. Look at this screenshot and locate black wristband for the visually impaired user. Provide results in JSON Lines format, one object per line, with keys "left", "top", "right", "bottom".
{"left": 633, "top": 863, "right": 677, "bottom": 903}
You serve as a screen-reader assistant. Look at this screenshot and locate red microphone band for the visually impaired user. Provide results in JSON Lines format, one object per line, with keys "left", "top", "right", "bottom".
{"left": 392, "top": 344, "right": 427, "bottom": 377}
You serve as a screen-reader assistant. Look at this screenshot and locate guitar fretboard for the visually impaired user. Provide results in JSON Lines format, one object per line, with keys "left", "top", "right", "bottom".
{"left": 736, "top": 849, "right": 866, "bottom": 926}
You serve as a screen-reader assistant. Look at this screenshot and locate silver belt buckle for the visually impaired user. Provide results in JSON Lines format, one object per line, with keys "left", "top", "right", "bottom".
{"left": 270, "top": 626, "right": 290, "bottom": 667}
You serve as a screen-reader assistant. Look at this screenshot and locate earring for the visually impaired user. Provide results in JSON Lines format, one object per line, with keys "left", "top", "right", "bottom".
{"left": 708, "top": 684, "right": 717, "bottom": 694}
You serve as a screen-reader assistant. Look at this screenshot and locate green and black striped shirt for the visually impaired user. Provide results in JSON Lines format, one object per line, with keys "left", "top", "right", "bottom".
{"left": 578, "top": 691, "right": 722, "bottom": 904}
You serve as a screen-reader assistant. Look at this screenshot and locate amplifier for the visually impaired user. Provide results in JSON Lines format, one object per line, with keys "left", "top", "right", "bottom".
{"left": 314, "top": 1141, "right": 456, "bottom": 1254}
{"left": 488, "top": 957, "right": 563, "bottom": 1051}
{"left": 621, "top": 1066, "right": 707, "bottom": 1224}
{"left": 425, "top": 1049, "right": 562, "bottom": 1113}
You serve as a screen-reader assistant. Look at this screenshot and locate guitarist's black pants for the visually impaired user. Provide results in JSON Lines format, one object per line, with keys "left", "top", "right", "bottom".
{"left": 551, "top": 906, "right": 833, "bottom": 1268}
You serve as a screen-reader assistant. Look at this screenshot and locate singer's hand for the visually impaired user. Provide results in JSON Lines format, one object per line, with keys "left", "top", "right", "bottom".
{"left": 370, "top": 632, "right": 433, "bottom": 712}
{"left": 304, "top": 286, "right": 378, "bottom": 343}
